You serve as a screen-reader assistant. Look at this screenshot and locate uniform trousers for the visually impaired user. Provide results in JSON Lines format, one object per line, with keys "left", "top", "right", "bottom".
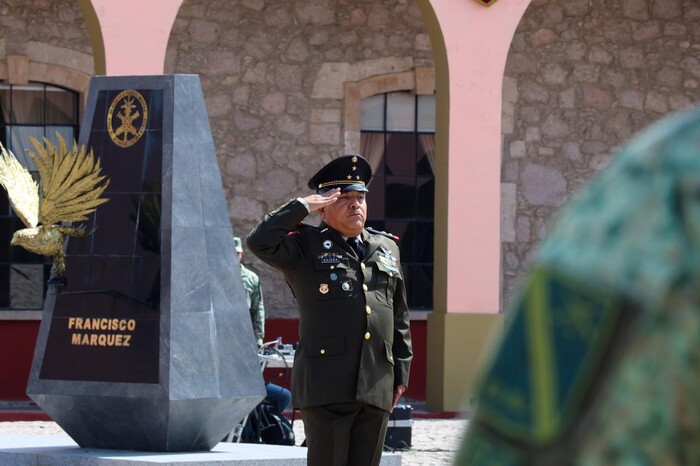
{"left": 301, "top": 401, "right": 390, "bottom": 466}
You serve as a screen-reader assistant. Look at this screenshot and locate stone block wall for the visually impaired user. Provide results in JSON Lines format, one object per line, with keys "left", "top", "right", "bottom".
{"left": 165, "top": 0, "right": 431, "bottom": 317}
{"left": 500, "top": 0, "right": 700, "bottom": 305}
{"left": 0, "top": 0, "right": 93, "bottom": 74}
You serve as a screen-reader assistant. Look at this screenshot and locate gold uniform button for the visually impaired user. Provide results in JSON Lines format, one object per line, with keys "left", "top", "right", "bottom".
{"left": 364, "top": 332, "right": 371, "bottom": 340}
{"left": 362, "top": 284, "right": 368, "bottom": 291}
{"left": 365, "top": 306, "right": 371, "bottom": 315}
{"left": 320, "top": 349, "right": 326, "bottom": 355}
{"left": 361, "top": 263, "right": 366, "bottom": 270}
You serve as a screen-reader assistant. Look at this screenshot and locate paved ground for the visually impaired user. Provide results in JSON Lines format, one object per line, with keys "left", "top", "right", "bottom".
{"left": 0, "top": 417, "right": 469, "bottom": 465}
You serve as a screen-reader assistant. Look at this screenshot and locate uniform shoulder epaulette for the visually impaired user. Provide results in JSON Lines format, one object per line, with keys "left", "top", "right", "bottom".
{"left": 365, "top": 226, "right": 399, "bottom": 241}
{"left": 287, "top": 222, "right": 319, "bottom": 236}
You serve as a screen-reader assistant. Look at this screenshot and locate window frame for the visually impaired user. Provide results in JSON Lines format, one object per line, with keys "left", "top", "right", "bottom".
{"left": 361, "top": 91, "right": 436, "bottom": 311}
{"left": 0, "top": 81, "right": 81, "bottom": 313}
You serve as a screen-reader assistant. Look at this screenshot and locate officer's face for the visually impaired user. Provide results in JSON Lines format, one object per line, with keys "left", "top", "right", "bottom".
{"left": 319, "top": 190, "right": 367, "bottom": 237}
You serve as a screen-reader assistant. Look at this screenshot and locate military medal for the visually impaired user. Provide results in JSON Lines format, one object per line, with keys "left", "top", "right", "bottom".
{"left": 319, "top": 283, "right": 329, "bottom": 294}
{"left": 378, "top": 248, "right": 400, "bottom": 273}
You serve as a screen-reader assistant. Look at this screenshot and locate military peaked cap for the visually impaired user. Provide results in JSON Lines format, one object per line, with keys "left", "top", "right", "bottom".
{"left": 307, "top": 154, "right": 372, "bottom": 193}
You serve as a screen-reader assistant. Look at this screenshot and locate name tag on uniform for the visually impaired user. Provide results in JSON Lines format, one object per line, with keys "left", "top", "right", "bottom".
{"left": 319, "top": 253, "right": 343, "bottom": 264}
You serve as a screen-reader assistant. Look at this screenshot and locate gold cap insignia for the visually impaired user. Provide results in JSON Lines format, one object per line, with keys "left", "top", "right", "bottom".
{"left": 308, "top": 154, "right": 372, "bottom": 193}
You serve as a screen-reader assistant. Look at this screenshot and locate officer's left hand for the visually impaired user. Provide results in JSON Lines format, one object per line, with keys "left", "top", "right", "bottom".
{"left": 391, "top": 385, "right": 407, "bottom": 412}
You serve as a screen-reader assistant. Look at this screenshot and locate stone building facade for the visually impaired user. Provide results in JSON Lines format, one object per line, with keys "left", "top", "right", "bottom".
{"left": 500, "top": 0, "right": 700, "bottom": 304}
{"left": 164, "top": 0, "right": 433, "bottom": 317}
{"left": 0, "top": 0, "right": 92, "bottom": 63}
{"left": 0, "top": 0, "right": 698, "bottom": 317}
{"left": 0, "top": 0, "right": 93, "bottom": 97}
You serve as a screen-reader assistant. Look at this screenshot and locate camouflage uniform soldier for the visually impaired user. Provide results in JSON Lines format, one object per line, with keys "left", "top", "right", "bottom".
{"left": 235, "top": 237, "right": 265, "bottom": 347}
{"left": 457, "top": 107, "right": 700, "bottom": 465}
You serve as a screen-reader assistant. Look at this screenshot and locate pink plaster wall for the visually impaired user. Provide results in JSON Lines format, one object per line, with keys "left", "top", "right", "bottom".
{"left": 429, "top": 0, "right": 530, "bottom": 313}
{"left": 89, "top": 0, "right": 182, "bottom": 76}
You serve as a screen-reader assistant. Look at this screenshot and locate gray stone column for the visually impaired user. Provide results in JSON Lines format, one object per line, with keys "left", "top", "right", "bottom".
{"left": 26, "top": 75, "right": 265, "bottom": 452}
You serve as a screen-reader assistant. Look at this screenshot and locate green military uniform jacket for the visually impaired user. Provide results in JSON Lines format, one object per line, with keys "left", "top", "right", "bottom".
{"left": 247, "top": 198, "right": 412, "bottom": 412}
{"left": 240, "top": 264, "right": 265, "bottom": 346}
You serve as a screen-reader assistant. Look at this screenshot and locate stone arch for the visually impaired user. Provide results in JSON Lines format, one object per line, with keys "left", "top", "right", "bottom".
{"left": 0, "top": 55, "right": 91, "bottom": 108}
{"left": 343, "top": 68, "right": 436, "bottom": 153}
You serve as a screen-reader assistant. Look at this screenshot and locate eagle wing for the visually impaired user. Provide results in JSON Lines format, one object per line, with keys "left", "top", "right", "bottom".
{"left": 0, "top": 142, "right": 40, "bottom": 228}
{"left": 27, "top": 134, "right": 110, "bottom": 227}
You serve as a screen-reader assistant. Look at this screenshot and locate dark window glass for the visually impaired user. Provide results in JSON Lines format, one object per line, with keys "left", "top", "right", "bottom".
{"left": 416, "top": 136, "right": 433, "bottom": 176}
{"left": 46, "top": 86, "right": 78, "bottom": 124}
{"left": 385, "top": 133, "right": 417, "bottom": 176}
{"left": 0, "top": 82, "right": 80, "bottom": 310}
{"left": 407, "top": 265, "right": 433, "bottom": 309}
{"left": 12, "top": 86, "right": 46, "bottom": 124}
{"left": 416, "top": 176, "right": 434, "bottom": 219}
{"left": 386, "top": 176, "right": 416, "bottom": 219}
{"left": 366, "top": 175, "right": 385, "bottom": 220}
{"left": 0, "top": 85, "right": 10, "bottom": 125}
{"left": 361, "top": 91, "right": 435, "bottom": 310}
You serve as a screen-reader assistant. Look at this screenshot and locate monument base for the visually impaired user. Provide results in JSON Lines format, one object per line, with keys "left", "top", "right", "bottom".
{"left": 0, "top": 434, "right": 402, "bottom": 465}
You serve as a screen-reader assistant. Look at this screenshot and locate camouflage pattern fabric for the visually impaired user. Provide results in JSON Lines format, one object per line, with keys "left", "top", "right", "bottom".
{"left": 241, "top": 264, "right": 265, "bottom": 346}
{"left": 457, "top": 106, "right": 700, "bottom": 465}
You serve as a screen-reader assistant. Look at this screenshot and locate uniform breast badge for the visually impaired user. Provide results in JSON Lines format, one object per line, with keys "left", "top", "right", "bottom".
{"left": 378, "top": 247, "right": 400, "bottom": 273}
{"left": 319, "top": 283, "right": 329, "bottom": 294}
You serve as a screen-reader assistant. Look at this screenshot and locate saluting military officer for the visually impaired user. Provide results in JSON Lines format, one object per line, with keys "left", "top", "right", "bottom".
{"left": 247, "top": 154, "right": 412, "bottom": 466}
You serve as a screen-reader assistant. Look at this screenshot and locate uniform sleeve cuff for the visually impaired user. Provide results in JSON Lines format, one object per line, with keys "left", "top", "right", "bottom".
{"left": 296, "top": 197, "right": 310, "bottom": 212}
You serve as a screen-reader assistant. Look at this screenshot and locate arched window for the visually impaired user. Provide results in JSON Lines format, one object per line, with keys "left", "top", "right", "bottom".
{"left": 361, "top": 91, "right": 435, "bottom": 310}
{"left": 0, "top": 82, "right": 81, "bottom": 310}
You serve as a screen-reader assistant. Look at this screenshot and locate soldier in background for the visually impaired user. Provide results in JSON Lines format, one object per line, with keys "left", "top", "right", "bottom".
{"left": 235, "top": 236, "right": 265, "bottom": 347}
{"left": 234, "top": 237, "right": 291, "bottom": 422}
{"left": 456, "top": 107, "right": 700, "bottom": 465}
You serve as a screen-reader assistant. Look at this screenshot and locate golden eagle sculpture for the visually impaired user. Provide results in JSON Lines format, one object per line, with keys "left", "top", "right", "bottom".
{"left": 0, "top": 134, "right": 110, "bottom": 287}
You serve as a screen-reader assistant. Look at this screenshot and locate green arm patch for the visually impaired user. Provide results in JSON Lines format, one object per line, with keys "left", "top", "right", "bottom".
{"left": 475, "top": 266, "right": 624, "bottom": 446}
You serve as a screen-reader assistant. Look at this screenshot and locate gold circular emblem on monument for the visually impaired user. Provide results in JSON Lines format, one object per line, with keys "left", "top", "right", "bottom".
{"left": 107, "top": 90, "right": 148, "bottom": 148}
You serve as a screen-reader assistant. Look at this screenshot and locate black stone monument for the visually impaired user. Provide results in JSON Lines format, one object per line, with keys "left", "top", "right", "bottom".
{"left": 26, "top": 75, "right": 265, "bottom": 452}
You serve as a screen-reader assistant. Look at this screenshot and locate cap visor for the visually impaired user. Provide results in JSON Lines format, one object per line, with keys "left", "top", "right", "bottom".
{"left": 341, "top": 184, "right": 369, "bottom": 192}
